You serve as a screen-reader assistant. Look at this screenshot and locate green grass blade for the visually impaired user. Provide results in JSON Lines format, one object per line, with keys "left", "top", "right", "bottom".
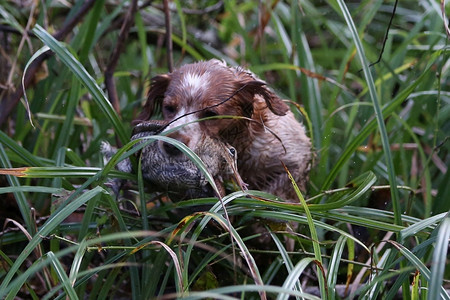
{"left": 31, "top": 24, "right": 128, "bottom": 145}
{"left": 0, "top": 130, "right": 43, "bottom": 166}
{"left": 0, "top": 143, "right": 34, "bottom": 234}
{"left": 0, "top": 166, "right": 132, "bottom": 180}
{"left": 47, "top": 251, "right": 79, "bottom": 300}
{"left": 283, "top": 165, "right": 326, "bottom": 297}
{"left": 270, "top": 233, "right": 302, "bottom": 295}
{"left": 292, "top": 2, "right": 323, "bottom": 151}
{"left": 52, "top": 76, "right": 80, "bottom": 156}
{"left": 0, "top": 186, "right": 105, "bottom": 297}
{"left": 78, "top": 0, "right": 105, "bottom": 62}
{"left": 0, "top": 186, "right": 63, "bottom": 194}
{"left": 327, "top": 235, "right": 347, "bottom": 299}
{"left": 428, "top": 216, "right": 450, "bottom": 300}
{"left": 401, "top": 213, "right": 446, "bottom": 239}
{"left": 137, "top": 135, "right": 221, "bottom": 197}
{"left": 181, "top": 284, "right": 321, "bottom": 300}
{"left": 336, "top": 0, "right": 401, "bottom": 226}
{"left": 277, "top": 257, "right": 316, "bottom": 300}
{"left": 68, "top": 239, "right": 87, "bottom": 289}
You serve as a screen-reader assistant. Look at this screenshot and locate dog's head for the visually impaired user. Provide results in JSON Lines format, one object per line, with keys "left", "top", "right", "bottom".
{"left": 133, "top": 59, "right": 289, "bottom": 151}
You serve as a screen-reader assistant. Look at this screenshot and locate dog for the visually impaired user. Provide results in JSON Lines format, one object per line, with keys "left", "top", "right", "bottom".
{"left": 134, "top": 59, "right": 311, "bottom": 201}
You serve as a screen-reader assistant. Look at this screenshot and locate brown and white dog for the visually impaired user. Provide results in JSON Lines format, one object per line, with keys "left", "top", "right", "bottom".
{"left": 134, "top": 59, "right": 311, "bottom": 201}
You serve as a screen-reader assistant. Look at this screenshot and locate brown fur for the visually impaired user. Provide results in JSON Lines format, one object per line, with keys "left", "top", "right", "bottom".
{"left": 134, "top": 59, "right": 312, "bottom": 201}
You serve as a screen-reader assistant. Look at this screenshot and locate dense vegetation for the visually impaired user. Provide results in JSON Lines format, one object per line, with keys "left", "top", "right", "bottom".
{"left": 0, "top": 0, "right": 449, "bottom": 299}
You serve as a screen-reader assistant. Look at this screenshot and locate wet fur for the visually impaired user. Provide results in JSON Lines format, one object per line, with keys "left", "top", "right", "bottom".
{"left": 134, "top": 59, "right": 312, "bottom": 201}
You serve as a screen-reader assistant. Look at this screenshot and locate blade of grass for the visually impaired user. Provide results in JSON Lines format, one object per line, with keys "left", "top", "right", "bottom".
{"left": 47, "top": 251, "right": 79, "bottom": 300}
{"left": 32, "top": 24, "right": 128, "bottom": 145}
{"left": 0, "top": 143, "right": 34, "bottom": 235}
{"left": 68, "top": 239, "right": 87, "bottom": 288}
{"left": 320, "top": 51, "right": 435, "bottom": 192}
{"left": 52, "top": 77, "right": 81, "bottom": 157}
{"left": 270, "top": 233, "right": 303, "bottom": 295}
{"left": 103, "top": 195, "right": 141, "bottom": 299}
{"left": 336, "top": 0, "right": 401, "bottom": 226}
{"left": 176, "top": 208, "right": 265, "bottom": 299}
{"left": 388, "top": 240, "right": 450, "bottom": 300}
{"left": 181, "top": 284, "right": 321, "bottom": 300}
{"left": 0, "top": 166, "right": 133, "bottom": 180}
{"left": 0, "top": 130, "right": 43, "bottom": 166}
{"left": 0, "top": 186, "right": 105, "bottom": 298}
{"left": 327, "top": 235, "right": 347, "bottom": 300}
{"left": 78, "top": 0, "right": 105, "bottom": 62}
{"left": 293, "top": 2, "right": 323, "bottom": 151}
{"left": 0, "top": 186, "right": 62, "bottom": 194}
{"left": 428, "top": 216, "right": 450, "bottom": 300}
{"left": 277, "top": 257, "right": 317, "bottom": 300}
{"left": 401, "top": 213, "right": 446, "bottom": 238}
{"left": 282, "top": 163, "right": 326, "bottom": 298}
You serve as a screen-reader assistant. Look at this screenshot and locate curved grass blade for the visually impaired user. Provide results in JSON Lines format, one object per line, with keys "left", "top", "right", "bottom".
{"left": 180, "top": 284, "right": 321, "bottom": 300}
{"left": 327, "top": 235, "right": 348, "bottom": 299}
{"left": 68, "top": 239, "right": 87, "bottom": 288}
{"left": 320, "top": 52, "right": 436, "bottom": 192}
{"left": 3, "top": 231, "right": 161, "bottom": 299}
{"left": 180, "top": 210, "right": 266, "bottom": 299}
{"left": 310, "top": 171, "right": 376, "bottom": 209}
{"left": 21, "top": 45, "right": 52, "bottom": 128}
{"left": 213, "top": 171, "right": 375, "bottom": 214}
{"left": 282, "top": 163, "right": 326, "bottom": 298}
{"left": 0, "top": 130, "right": 43, "bottom": 166}
{"left": 150, "top": 241, "right": 184, "bottom": 294}
{"left": 31, "top": 24, "right": 128, "bottom": 144}
{"left": 336, "top": 0, "right": 401, "bottom": 225}
{"left": 428, "top": 216, "right": 450, "bottom": 300}
{"left": 0, "top": 166, "right": 134, "bottom": 180}
{"left": 136, "top": 135, "right": 221, "bottom": 198}
{"left": 0, "top": 186, "right": 105, "bottom": 297}
{"left": 401, "top": 213, "right": 446, "bottom": 238}
{"left": 388, "top": 240, "right": 450, "bottom": 300}
{"left": 270, "top": 233, "right": 302, "bottom": 295}
{"left": 0, "top": 186, "right": 63, "bottom": 194}
{"left": 277, "top": 257, "right": 317, "bottom": 300}
{"left": 0, "top": 143, "right": 33, "bottom": 235}
{"left": 47, "top": 251, "right": 79, "bottom": 300}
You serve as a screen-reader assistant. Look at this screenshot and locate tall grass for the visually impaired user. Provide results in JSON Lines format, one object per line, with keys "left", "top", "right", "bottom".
{"left": 0, "top": 1, "right": 448, "bottom": 299}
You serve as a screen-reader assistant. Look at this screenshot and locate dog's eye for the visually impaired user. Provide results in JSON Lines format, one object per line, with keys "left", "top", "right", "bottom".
{"left": 163, "top": 105, "right": 177, "bottom": 116}
{"left": 202, "top": 110, "right": 218, "bottom": 119}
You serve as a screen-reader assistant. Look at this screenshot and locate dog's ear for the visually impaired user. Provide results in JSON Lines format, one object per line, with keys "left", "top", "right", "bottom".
{"left": 240, "top": 80, "right": 289, "bottom": 116}
{"left": 133, "top": 74, "right": 171, "bottom": 124}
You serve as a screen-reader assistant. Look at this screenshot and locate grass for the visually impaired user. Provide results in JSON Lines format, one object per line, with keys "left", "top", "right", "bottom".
{"left": 0, "top": 0, "right": 449, "bottom": 299}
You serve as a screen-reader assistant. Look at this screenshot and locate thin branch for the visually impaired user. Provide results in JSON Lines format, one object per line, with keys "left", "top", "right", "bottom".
{"left": 368, "top": 0, "right": 398, "bottom": 68}
{"left": 104, "top": 0, "right": 139, "bottom": 117}
{"left": 163, "top": 0, "right": 173, "bottom": 72}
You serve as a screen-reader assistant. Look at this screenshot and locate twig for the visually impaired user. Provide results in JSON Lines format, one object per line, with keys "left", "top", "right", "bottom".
{"left": 163, "top": 0, "right": 173, "bottom": 72}
{"left": 0, "top": 25, "right": 32, "bottom": 35}
{"left": 104, "top": 0, "right": 138, "bottom": 118}
{"left": 0, "top": 0, "right": 96, "bottom": 126}
{"left": 368, "top": 0, "right": 398, "bottom": 68}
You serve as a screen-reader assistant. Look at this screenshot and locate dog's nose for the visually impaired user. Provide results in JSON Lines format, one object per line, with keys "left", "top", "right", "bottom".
{"left": 160, "top": 133, "right": 191, "bottom": 156}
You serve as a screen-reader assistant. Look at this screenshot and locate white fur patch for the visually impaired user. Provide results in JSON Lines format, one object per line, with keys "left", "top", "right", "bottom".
{"left": 181, "top": 72, "right": 209, "bottom": 97}
{"left": 163, "top": 108, "right": 202, "bottom": 147}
